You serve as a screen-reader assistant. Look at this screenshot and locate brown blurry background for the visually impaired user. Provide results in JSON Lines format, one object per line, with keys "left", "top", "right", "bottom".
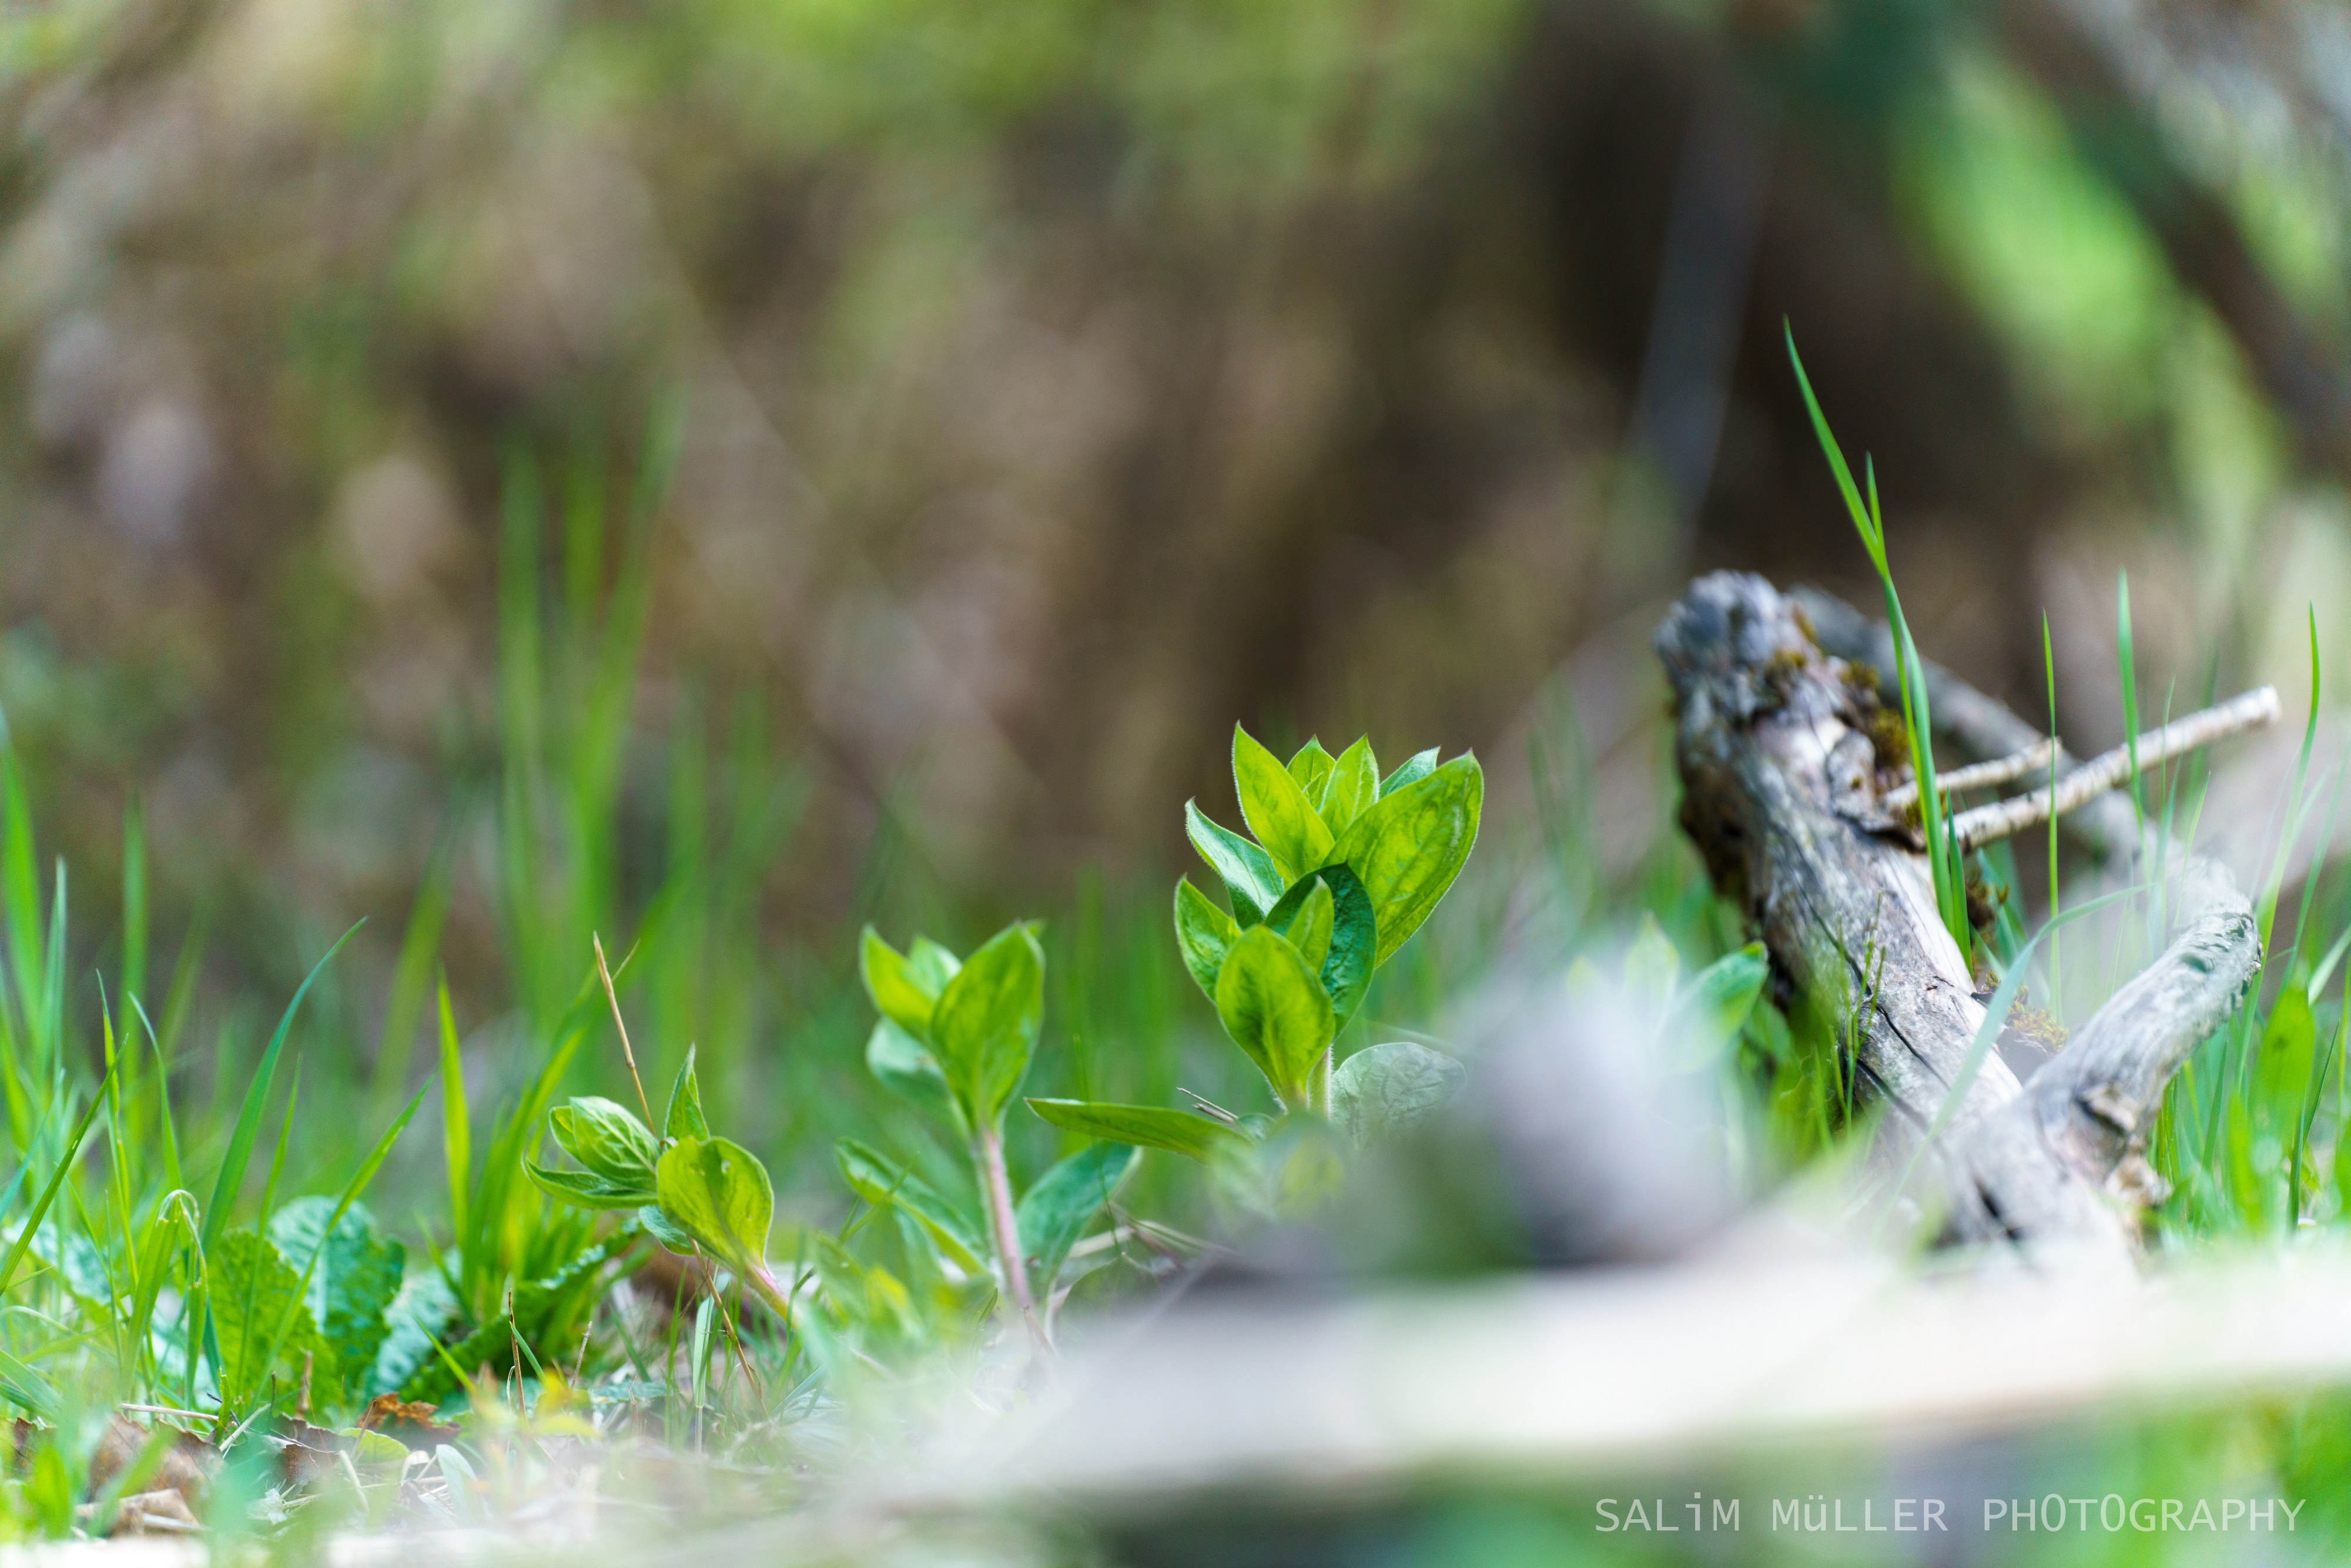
{"left": 0, "top": 0, "right": 2345, "bottom": 1018}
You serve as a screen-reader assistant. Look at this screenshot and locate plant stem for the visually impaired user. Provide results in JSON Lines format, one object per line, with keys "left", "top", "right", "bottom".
{"left": 1308, "top": 1048, "right": 1332, "bottom": 1117}
{"left": 972, "top": 1124, "right": 1047, "bottom": 1351}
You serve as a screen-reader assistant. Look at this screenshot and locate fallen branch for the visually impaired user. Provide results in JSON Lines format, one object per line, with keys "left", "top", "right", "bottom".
{"left": 1658, "top": 573, "right": 2266, "bottom": 1262}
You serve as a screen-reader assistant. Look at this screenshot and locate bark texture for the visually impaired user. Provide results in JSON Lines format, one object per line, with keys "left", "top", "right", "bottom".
{"left": 1658, "top": 572, "right": 2264, "bottom": 1265}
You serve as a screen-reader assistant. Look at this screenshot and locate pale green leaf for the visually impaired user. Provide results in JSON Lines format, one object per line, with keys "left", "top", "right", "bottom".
{"left": 1016, "top": 1143, "right": 1138, "bottom": 1284}
{"left": 268, "top": 1198, "right": 405, "bottom": 1405}
{"left": 1186, "top": 800, "right": 1284, "bottom": 926}
{"left": 1681, "top": 943, "right": 1769, "bottom": 1046}
{"left": 664, "top": 1046, "right": 709, "bottom": 1144}
{"left": 1234, "top": 726, "right": 1335, "bottom": 882}
{"left": 860, "top": 927, "right": 938, "bottom": 1040}
{"left": 655, "top": 1136, "right": 774, "bottom": 1282}
{"left": 1318, "top": 736, "right": 1379, "bottom": 836}
{"left": 865, "top": 1018, "right": 959, "bottom": 1125}
{"left": 1331, "top": 1041, "right": 1465, "bottom": 1147}
{"left": 1286, "top": 738, "right": 1336, "bottom": 806}
{"left": 1214, "top": 925, "right": 1336, "bottom": 1107}
{"left": 1025, "top": 1098, "right": 1254, "bottom": 1162}
{"left": 835, "top": 1138, "right": 988, "bottom": 1275}
{"left": 548, "top": 1097, "right": 658, "bottom": 1186}
{"left": 1173, "top": 877, "right": 1240, "bottom": 1001}
{"left": 1325, "top": 754, "right": 1483, "bottom": 966}
{"left": 930, "top": 921, "right": 1044, "bottom": 1127}
{"left": 212, "top": 1229, "right": 319, "bottom": 1409}
{"left": 1378, "top": 747, "right": 1439, "bottom": 798}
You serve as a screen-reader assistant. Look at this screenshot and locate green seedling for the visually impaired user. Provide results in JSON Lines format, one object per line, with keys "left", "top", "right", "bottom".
{"left": 858, "top": 919, "right": 1137, "bottom": 1347}
{"left": 1030, "top": 728, "right": 1481, "bottom": 1169}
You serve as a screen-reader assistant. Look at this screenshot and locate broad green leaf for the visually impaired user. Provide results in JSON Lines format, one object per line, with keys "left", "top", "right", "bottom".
{"left": 1318, "top": 736, "right": 1379, "bottom": 836}
{"left": 1267, "top": 875, "right": 1334, "bottom": 974}
{"left": 1682, "top": 944, "right": 1769, "bottom": 1046}
{"left": 865, "top": 1018, "right": 959, "bottom": 1125}
{"left": 1286, "top": 739, "right": 1336, "bottom": 806}
{"left": 664, "top": 1046, "right": 708, "bottom": 1144}
{"left": 549, "top": 1097, "right": 658, "bottom": 1185}
{"left": 370, "top": 1262, "right": 457, "bottom": 1398}
{"left": 1625, "top": 914, "right": 1682, "bottom": 1024}
{"left": 655, "top": 1136, "right": 775, "bottom": 1282}
{"left": 1214, "top": 925, "right": 1336, "bottom": 1107}
{"left": 835, "top": 1138, "right": 988, "bottom": 1275}
{"left": 1016, "top": 1143, "right": 1138, "bottom": 1284}
{"left": 1186, "top": 801, "right": 1285, "bottom": 926}
{"left": 1378, "top": 747, "right": 1439, "bottom": 798}
{"left": 1331, "top": 1041, "right": 1465, "bottom": 1147}
{"left": 930, "top": 922, "right": 1044, "bottom": 1127}
{"left": 1173, "top": 877, "right": 1240, "bottom": 1000}
{"left": 1263, "top": 868, "right": 1375, "bottom": 1024}
{"left": 269, "top": 1198, "right": 406, "bottom": 1405}
{"left": 907, "top": 937, "right": 962, "bottom": 994}
{"left": 212, "top": 1229, "right": 320, "bottom": 1408}
{"left": 860, "top": 928, "right": 937, "bottom": 1039}
{"left": 1234, "top": 726, "right": 1335, "bottom": 882}
{"left": 1025, "top": 1098, "right": 1254, "bottom": 1162}
{"left": 1325, "top": 754, "right": 1483, "bottom": 966}
{"left": 639, "top": 1204, "right": 696, "bottom": 1254}
{"left": 524, "top": 1159, "right": 654, "bottom": 1209}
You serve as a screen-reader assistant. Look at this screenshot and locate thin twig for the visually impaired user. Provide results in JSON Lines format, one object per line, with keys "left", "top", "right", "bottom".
{"left": 1880, "top": 739, "right": 2058, "bottom": 813}
{"left": 592, "top": 933, "right": 656, "bottom": 1133}
{"left": 1951, "top": 687, "right": 2280, "bottom": 850}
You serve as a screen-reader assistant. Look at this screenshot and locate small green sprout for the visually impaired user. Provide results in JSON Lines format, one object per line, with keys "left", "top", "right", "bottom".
{"left": 1030, "top": 726, "right": 1482, "bottom": 1168}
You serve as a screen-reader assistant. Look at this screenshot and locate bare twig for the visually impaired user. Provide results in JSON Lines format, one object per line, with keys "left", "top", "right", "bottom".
{"left": 1880, "top": 738, "right": 2057, "bottom": 813}
{"left": 592, "top": 933, "right": 655, "bottom": 1133}
{"left": 1950, "top": 687, "right": 2279, "bottom": 850}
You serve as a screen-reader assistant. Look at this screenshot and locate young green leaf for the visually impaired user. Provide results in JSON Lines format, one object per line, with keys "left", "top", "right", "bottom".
{"left": 1272, "top": 875, "right": 1335, "bottom": 974}
{"left": 664, "top": 1046, "right": 709, "bottom": 1144}
{"left": 906, "top": 937, "right": 962, "bottom": 994}
{"left": 1025, "top": 1098, "right": 1254, "bottom": 1162}
{"left": 1016, "top": 1143, "right": 1139, "bottom": 1285}
{"left": 267, "top": 1198, "right": 404, "bottom": 1405}
{"left": 1214, "top": 925, "right": 1337, "bottom": 1107}
{"left": 655, "top": 1135, "right": 774, "bottom": 1282}
{"left": 211, "top": 1229, "right": 319, "bottom": 1408}
{"left": 525, "top": 1160, "right": 657, "bottom": 1209}
{"left": 860, "top": 928, "right": 939, "bottom": 1040}
{"left": 1174, "top": 877, "right": 1241, "bottom": 1000}
{"left": 1625, "top": 914, "right": 1682, "bottom": 1024}
{"left": 1318, "top": 736, "right": 1379, "bottom": 836}
{"left": 1233, "top": 726, "right": 1335, "bottom": 882}
{"left": 1680, "top": 944, "right": 1769, "bottom": 1047}
{"left": 1331, "top": 1041, "right": 1465, "bottom": 1147}
{"left": 1186, "top": 801, "right": 1285, "bottom": 926}
{"left": 1325, "top": 754, "right": 1483, "bottom": 966}
{"left": 1264, "top": 866, "right": 1375, "bottom": 1024}
{"left": 929, "top": 922, "right": 1045, "bottom": 1127}
{"left": 1378, "top": 747, "right": 1439, "bottom": 798}
{"left": 1285, "top": 738, "right": 1336, "bottom": 806}
{"left": 548, "top": 1097, "right": 659, "bottom": 1185}
{"left": 865, "top": 1018, "right": 960, "bottom": 1124}
{"left": 835, "top": 1138, "right": 989, "bottom": 1276}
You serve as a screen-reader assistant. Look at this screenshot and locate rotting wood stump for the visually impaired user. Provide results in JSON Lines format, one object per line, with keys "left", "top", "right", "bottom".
{"left": 1656, "top": 572, "right": 2274, "bottom": 1267}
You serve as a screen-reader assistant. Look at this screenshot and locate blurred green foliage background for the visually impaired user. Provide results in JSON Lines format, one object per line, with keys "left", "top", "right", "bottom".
{"left": 0, "top": 0, "right": 2344, "bottom": 1209}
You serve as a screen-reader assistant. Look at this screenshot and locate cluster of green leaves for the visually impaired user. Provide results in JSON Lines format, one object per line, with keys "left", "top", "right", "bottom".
{"left": 857, "top": 922, "right": 1137, "bottom": 1336}
{"left": 527, "top": 1048, "right": 786, "bottom": 1319}
{"left": 1033, "top": 727, "right": 1482, "bottom": 1172}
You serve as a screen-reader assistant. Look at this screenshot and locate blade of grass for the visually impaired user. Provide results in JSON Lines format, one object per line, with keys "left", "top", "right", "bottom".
{"left": 202, "top": 923, "right": 360, "bottom": 1251}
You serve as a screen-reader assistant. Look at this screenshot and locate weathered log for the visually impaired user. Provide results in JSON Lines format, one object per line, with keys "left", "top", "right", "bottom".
{"left": 1657, "top": 573, "right": 2267, "bottom": 1264}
